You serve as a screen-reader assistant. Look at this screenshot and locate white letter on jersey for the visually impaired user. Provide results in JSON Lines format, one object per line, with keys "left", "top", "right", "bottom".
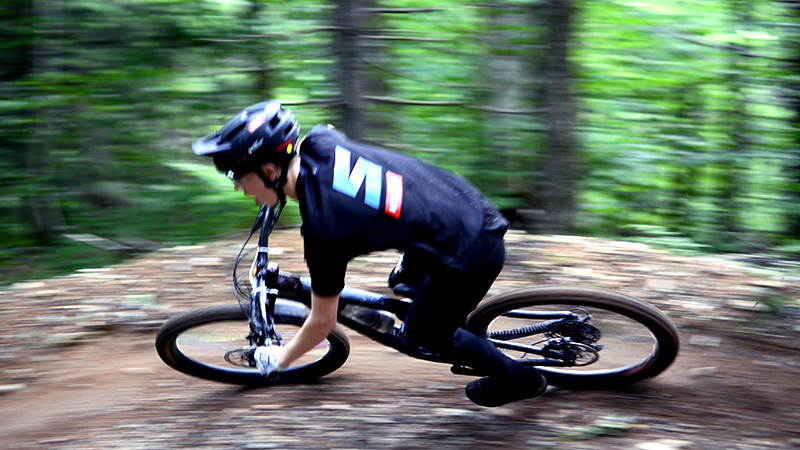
{"left": 332, "top": 146, "right": 382, "bottom": 210}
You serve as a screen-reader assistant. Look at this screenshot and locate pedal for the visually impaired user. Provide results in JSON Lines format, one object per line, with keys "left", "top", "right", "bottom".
{"left": 243, "top": 346, "right": 257, "bottom": 367}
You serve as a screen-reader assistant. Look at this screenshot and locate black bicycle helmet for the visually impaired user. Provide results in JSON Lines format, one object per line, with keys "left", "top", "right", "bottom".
{"left": 192, "top": 101, "right": 300, "bottom": 178}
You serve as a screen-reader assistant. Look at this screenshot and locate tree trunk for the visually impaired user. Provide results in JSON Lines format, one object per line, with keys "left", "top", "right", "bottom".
{"left": 333, "top": 0, "right": 364, "bottom": 139}
{"left": 478, "top": 2, "right": 542, "bottom": 228}
{"left": 247, "top": 0, "right": 271, "bottom": 97}
{"left": 0, "top": 0, "right": 34, "bottom": 82}
{"left": 666, "top": 85, "right": 703, "bottom": 232}
{"left": 781, "top": 0, "right": 800, "bottom": 237}
{"left": 26, "top": 0, "right": 67, "bottom": 239}
{"left": 359, "top": 0, "right": 392, "bottom": 136}
{"left": 715, "top": 2, "right": 754, "bottom": 237}
{"left": 540, "top": 0, "right": 577, "bottom": 234}
{"left": 716, "top": 55, "right": 746, "bottom": 235}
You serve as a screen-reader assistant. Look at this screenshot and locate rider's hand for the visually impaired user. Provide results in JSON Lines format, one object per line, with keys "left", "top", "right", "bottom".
{"left": 255, "top": 345, "right": 284, "bottom": 376}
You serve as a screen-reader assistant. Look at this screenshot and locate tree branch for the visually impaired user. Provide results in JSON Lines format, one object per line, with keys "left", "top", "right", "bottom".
{"left": 360, "top": 138, "right": 444, "bottom": 154}
{"left": 364, "top": 95, "right": 540, "bottom": 114}
{"left": 655, "top": 26, "right": 790, "bottom": 61}
{"left": 364, "top": 7, "right": 443, "bottom": 14}
{"left": 361, "top": 35, "right": 447, "bottom": 42}
{"left": 242, "top": 27, "right": 343, "bottom": 38}
{"left": 281, "top": 98, "right": 345, "bottom": 107}
{"left": 361, "top": 58, "right": 483, "bottom": 90}
{"left": 195, "top": 27, "right": 343, "bottom": 43}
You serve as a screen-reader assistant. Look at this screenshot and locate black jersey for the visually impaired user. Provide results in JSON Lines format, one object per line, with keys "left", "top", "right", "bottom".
{"left": 296, "top": 125, "right": 508, "bottom": 296}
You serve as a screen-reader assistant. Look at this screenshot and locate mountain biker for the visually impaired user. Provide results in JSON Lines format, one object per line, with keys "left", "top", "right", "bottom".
{"left": 192, "top": 100, "right": 547, "bottom": 407}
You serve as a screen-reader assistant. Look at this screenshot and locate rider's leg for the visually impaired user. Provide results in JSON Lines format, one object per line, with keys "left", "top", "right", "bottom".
{"left": 404, "top": 267, "right": 529, "bottom": 382}
{"left": 388, "top": 248, "right": 432, "bottom": 291}
{"left": 400, "top": 242, "right": 546, "bottom": 406}
{"left": 401, "top": 236, "right": 504, "bottom": 351}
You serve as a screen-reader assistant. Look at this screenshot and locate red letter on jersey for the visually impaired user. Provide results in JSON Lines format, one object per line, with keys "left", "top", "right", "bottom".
{"left": 384, "top": 171, "right": 403, "bottom": 219}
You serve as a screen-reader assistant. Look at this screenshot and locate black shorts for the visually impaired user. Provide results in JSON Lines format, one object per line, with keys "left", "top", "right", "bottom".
{"left": 401, "top": 237, "right": 505, "bottom": 353}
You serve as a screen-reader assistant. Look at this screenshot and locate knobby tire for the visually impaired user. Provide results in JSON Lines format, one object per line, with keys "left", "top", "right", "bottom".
{"left": 466, "top": 287, "right": 679, "bottom": 390}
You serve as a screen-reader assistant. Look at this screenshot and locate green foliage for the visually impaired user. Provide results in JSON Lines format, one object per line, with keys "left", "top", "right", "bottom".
{"left": 574, "top": 0, "right": 798, "bottom": 251}
{"left": 1, "top": 0, "right": 800, "bottom": 286}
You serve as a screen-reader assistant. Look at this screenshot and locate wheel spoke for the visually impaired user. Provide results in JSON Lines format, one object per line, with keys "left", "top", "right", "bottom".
{"left": 156, "top": 304, "right": 351, "bottom": 385}
{"left": 488, "top": 304, "right": 657, "bottom": 373}
{"left": 176, "top": 322, "right": 333, "bottom": 371}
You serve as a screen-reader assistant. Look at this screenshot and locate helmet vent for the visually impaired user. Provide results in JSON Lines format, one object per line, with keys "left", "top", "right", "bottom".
{"left": 222, "top": 122, "right": 246, "bottom": 141}
{"left": 269, "top": 115, "right": 281, "bottom": 128}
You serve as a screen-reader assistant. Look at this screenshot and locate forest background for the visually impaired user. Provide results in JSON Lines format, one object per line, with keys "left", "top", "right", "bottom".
{"left": 2, "top": 0, "right": 799, "bottom": 286}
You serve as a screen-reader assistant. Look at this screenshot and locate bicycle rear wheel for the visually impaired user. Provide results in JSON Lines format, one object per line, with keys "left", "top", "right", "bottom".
{"left": 466, "top": 287, "right": 679, "bottom": 390}
{"left": 155, "top": 303, "right": 350, "bottom": 386}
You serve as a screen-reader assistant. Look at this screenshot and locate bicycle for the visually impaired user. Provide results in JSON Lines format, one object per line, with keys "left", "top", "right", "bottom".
{"left": 155, "top": 204, "right": 680, "bottom": 392}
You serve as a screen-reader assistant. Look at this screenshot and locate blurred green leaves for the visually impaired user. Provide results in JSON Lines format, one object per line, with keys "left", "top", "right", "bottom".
{"left": 1, "top": 0, "right": 800, "bottom": 286}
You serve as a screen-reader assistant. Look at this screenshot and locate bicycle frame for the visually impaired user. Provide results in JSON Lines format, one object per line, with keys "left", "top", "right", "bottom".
{"left": 247, "top": 204, "right": 593, "bottom": 373}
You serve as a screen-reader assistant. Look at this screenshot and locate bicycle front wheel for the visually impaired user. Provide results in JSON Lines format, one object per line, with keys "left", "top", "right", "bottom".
{"left": 466, "top": 287, "right": 679, "bottom": 390}
{"left": 155, "top": 303, "right": 350, "bottom": 386}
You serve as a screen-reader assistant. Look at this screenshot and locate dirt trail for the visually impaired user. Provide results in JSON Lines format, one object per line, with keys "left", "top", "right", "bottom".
{"left": 1, "top": 229, "right": 799, "bottom": 449}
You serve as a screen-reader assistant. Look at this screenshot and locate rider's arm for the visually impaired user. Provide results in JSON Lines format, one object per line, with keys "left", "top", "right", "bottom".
{"left": 282, "top": 238, "right": 347, "bottom": 368}
{"left": 278, "top": 290, "right": 339, "bottom": 368}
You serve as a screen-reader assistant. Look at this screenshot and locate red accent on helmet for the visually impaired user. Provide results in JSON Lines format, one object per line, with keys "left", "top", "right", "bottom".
{"left": 248, "top": 113, "right": 266, "bottom": 133}
{"left": 276, "top": 138, "right": 292, "bottom": 152}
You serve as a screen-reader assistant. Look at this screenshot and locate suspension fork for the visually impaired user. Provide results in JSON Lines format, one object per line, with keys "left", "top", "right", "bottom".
{"left": 247, "top": 204, "right": 283, "bottom": 346}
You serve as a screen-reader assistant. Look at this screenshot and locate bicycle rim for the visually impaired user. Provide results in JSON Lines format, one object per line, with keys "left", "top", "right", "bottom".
{"left": 156, "top": 304, "right": 350, "bottom": 386}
